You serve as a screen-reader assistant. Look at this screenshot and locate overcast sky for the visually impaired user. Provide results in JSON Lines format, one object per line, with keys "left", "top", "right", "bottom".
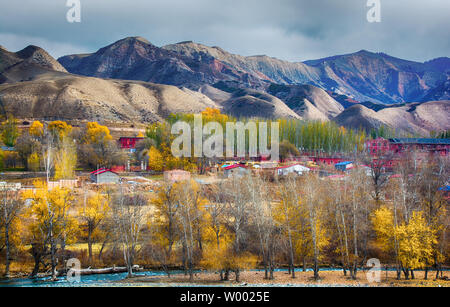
{"left": 0, "top": 0, "right": 449, "bottom": 62}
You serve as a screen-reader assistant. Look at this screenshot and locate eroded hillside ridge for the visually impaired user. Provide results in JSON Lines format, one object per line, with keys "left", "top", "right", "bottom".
{"left": 59, "top": 37, "right": 450, "bottom": 104}
{"left": 0, "top": 42, "right": 449, "bottom": 136}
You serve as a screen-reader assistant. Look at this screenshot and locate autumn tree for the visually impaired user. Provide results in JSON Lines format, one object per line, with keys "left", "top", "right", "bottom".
{"left": 54, "top": 136, "right": 77, "bottom": 180}
{"left": 201, "top": 181, "right": 232, "bottom": 280}
{"left": 0, "top": 187, "right": 22, "bottom": 278}
{"left": 299, "top": 173, "right": 329, "bottom": 280}
{"left": 276, "top": 176, "right": 301, "bottom": 278}
{"left": 29, "top": 121, "right": 44, "bottom": 139}
{"left": 23, "top": 183, "right": 78, "bottom": 280}
{"left": 79, "top": 122, "right": 126, "bottom": 168}
{"left": 111, "top": 190, "right": 147, "bottom": 278}
{"left": 416, "top": 156, "right": 449, "bottom": 278}
{"left": 372, "top": 208, "right": 437, "bottom": 280}
{"left": 344, "top": 168, "right": 372, "bottom": 279}
{"left": 279, "top": 140, "right": 300, "bottom": 162}
{"left": 84, "top": 122, "right": 112, "bottom": 144}
{"left": 223, "top": 175, "right": 256, "bottom": 282}
{"left": 78, "top": 191, "right": 110, "bottom": 265}
{"left": 176, "top": 180, "right": 207, "bottom": 282}
{"left": 134, "top": 137, "right": 156, "bottom": 165}
{"left": 15, "top": 132, "right": 42, "bottom": 170}
{"left": 148, "top": 146, "right": 164, "bottom": 172}
{"left": 48, "top": 121, "right": 72, "bottom": 142}
{"left": 150, "top": 182, "right": 181, "bottom": 277}
{"left": 1, "top": 116, "right": 19, "bottom": 147}
{"left": 360, "top": 151, "right": 393, "bottom": 206}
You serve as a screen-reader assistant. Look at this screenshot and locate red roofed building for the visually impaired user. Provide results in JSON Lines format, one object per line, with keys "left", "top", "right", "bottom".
{"left": 118, "top": 137, "right": 145, "bottom": 150}
{"left": 224, "top": 164, "right": 249, "bottom": 178}
{"left": 365, "top": 138, "right": 450, "bottom": 157}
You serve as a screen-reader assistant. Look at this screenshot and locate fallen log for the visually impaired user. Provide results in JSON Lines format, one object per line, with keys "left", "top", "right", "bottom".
{"left": 71, "top": 265, "right": 141, "bottom": 276}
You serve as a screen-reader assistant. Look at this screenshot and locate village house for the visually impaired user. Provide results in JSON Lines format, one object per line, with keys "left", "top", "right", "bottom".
{"left": 0, "top": 182, "right": 21, "bottom": 191}
{"left": 335, "top": 161, "right": 354, "bottom": 172}
{"left": 223, "top": 164, "right": 249, "bottom": 178}
{"left": 118, "top": 137, "right": 145, "bottom": 152}
{"left": 164, "top": 170, "right": 191, "bottom": 183}
{"left": 365, "top": 137, "right": 450, "bottom": 157}
{"left": 48, "top": 179, "right": 80, "bottom": 190}
{"left": 277, "top": 164, "right": 310, "bottom": 176}
{"left": 90, "top": 168, "right": 120, "bottom": 184}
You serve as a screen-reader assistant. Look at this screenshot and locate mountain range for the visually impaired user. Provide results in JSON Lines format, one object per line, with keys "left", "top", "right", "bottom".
{"left": 1, "top": 37, "right": 449, "bottom": 136}
{"left": 58, "top": 37, "right": 450, "bottom": 104}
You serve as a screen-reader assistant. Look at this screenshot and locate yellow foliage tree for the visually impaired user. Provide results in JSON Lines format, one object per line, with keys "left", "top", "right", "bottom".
{"left": 27, "top": 151, "right": 41, "bottom": 172}
{"left": 201, "top": 107, "right": 229, "bottom": 124}
{"left": 78, "top": 191, "right": 110, "bottom": 265}
{"left": 148, "top": 146, "right": 164, "bottom": 172}
{"left": 23, "top": 182, "right": 78, "bottom": 279}
{"left": 1, "top": 116, "right": 19, "bottom": 147}
{"left": 396, "top": 211, "right": 437, "bottom": 274}
{"left": 84, "top": 122, "right": 112, "bottom": 145}
{"left": 150, "top": 183, "right": 180, "bottom": 275}
{"left": 372, "top": 208, "right": 437, "bottom": 279}
{"left": 372, "top": 206, "right": 396, "bottom": 253}
{"left": 54, "top": 137, "right": 77, "bottom": 180}
{"left": 48, "top": 121, "right": 72, "bottom": 141}
{"left": 201, "top": 214, "right": 235, "bottom": 280}
{"left": 29, "top": 121, "right": 44, "bottom": 138}
{"left": 0, "top": 149, "right": 4, "bottom": 170}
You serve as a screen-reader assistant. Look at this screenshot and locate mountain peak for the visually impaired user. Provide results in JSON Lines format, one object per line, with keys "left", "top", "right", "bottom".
{"left": 16, "top": 45, "right": 47, "bottom": 58}
{"left": 14, "top": 45, "right": 67, "bottom": 73}
{"left": 109, "top": 36, "right": 153, "bottom": 47}
{"left": 175, "top": 40, "right": 194, "bottom": 45}
{"left": 125, "top": 36, "right": 150, "bottom": 44}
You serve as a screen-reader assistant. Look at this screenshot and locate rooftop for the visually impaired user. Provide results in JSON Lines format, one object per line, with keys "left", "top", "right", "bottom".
{"left": 389, "top": 138, "right": 450, "bottom": 145}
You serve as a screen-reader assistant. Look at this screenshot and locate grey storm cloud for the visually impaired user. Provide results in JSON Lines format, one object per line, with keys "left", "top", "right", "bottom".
{"left": 0, "top": 0, "right": 449, "bottom": 62}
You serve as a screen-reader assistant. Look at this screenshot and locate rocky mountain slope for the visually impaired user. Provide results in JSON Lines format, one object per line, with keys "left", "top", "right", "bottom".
{"left": 59, "top": 37, "right": 449, "bottom": 105}
{"left": 221, "top": 89, "right": 300, "bottom": 119}
{"left": 1, "top": 42, "right": 448, "bottom": 136}
{"left": 0, "top": 45, "right": 219, "bottom": 122}
{"left": 0, "top": 45, "right": 68, "bottom": 84}
{"left": 267, "top": 84, "right": 344, "bottom": 120}
{"left": 305, "top": 51, "right": 450, "bottom": 104}
{"left": 333, "top": 101, "right": 450, "bottom": 135}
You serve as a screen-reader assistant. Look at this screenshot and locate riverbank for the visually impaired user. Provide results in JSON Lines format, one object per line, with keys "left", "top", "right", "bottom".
{"left": 1, "top": 268, "right": 448, "bottom": 287}
{"left": 119, "top": 270, "right": 450, "bottom": 287}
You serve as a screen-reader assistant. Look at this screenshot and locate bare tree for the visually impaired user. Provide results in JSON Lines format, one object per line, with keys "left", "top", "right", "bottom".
{"left": 299, "top": 173, "right": 326, "bottom": 281}
{"left": 0, "top": 187, "right": 22, "bottom": 278}
{"left": 360, "top": 152, "right": 393, "bottom": 206}
{"left": 111, "top": 189, "right": 147, "bottom": 278}
{"left": 151, "top": 182, "right": 180, "bottom": 277}
{"left": 224, "top": 175, "right": 252, "bottom": 282}
{"left": 416, "top": 155, "right": 449, "bottom": 279}
{"left": 176, "top": 181, "right": 205, "bottom": 282}
{"left": 278, "top": 176, "right": 301, "bottom": 278}
{"left": 248, "top": 174, "right": 278, "bottom": 279}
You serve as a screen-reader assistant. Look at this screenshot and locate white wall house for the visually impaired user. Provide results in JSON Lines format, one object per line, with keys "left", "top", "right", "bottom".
{"left": 277, "top": 164, "right": 310, "bottom": 176}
